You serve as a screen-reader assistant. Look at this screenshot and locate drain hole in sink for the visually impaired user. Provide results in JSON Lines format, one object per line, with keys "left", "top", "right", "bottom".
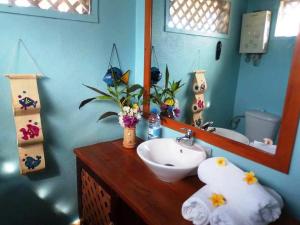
{"left": 164, "top": 163, "right": 175, "bottom": 167}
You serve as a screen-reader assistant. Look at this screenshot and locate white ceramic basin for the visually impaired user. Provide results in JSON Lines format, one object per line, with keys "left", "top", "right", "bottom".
{"left": 137, "top": 138, "right": 207, "bottom": 182}
{"left": 214, "top": 127, "right": 250, "bottom": 145}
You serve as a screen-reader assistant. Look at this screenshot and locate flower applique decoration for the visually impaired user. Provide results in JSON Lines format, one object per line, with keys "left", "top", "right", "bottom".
{"left": 216, "top": 157, "right": 227, "bottom": 167}
{"left": 243, "top": 171, "right": 258, "bottom": 185}
{"left": 19, "top": 120, "right": 40, "bottom": 141}
{"left": 209, "top": 193, "right": 226, "bottom": 207}
{"left": 197, "top": 99, "right": 205, "bottom": 110}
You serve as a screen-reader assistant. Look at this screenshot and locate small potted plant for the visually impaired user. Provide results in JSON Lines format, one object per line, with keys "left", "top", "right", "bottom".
{"left": 79, "top": 69, "right": 144, "bottom": 149}
{"left": 150, "top": 65, "right": 183, "bottom": 119}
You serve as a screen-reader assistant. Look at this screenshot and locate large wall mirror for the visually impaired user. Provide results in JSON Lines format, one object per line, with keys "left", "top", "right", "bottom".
{"left": 143, "top": 0, "right": 300, "bottom": 173}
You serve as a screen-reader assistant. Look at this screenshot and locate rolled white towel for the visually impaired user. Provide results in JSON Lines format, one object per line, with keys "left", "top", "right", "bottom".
{"left": 182, "top": 185, "right": 214, "bottom": 225}
{"left": 259, "top": 187, "right": 284, "bottom": 223}
{"left": 210, "top": 205, "right": 247, "bottom": 225}
{"left": 198, "top": 157, "right": 282, "bottom": 224}
{"left": 250, "top": 141, "right": 277, "bottom": 155}
{"left": 209, "top": 186, "right": 283, "bottom": 225}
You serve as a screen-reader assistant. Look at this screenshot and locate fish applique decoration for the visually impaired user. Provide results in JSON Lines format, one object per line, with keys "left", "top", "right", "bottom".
{"left": 18, "top": 93, "right": 38, "bottom": 110}
{"left": 23, "top": 155, "right": 42, "bottom": 169}
{"left": 195, "top": 119, "right": 202, "bottom": 128}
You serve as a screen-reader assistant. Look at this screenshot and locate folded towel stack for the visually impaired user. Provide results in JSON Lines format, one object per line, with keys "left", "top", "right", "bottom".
{"left": 182, "top": 157, "right": 283, "bottom": 225}
{"left": 250, "top": 141, "right": 277, "bottom": 155}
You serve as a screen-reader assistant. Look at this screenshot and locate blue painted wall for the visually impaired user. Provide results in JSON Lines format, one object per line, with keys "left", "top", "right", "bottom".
{"left": 0, "top": 0, "right": 299, "bottom": 223}
{"left": 135, "top": 0, "right": 145, "bottom": 85}
{"left": 0, "top": 0, "right": 136, "bottom": 224}
{"left": 234, "top": 0, "right": 296, "bottom": 134}
{"left": 151, "top": 0, "right": 246, "bottom": 128}
{"left": 135, "top": 0, "right": 300, "bottom": 220}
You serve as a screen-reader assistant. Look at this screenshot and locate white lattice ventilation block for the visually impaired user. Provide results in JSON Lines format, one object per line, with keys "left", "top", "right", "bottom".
{"left": 2, "top": 0, "right": 90, "bottom": 14}
{"left": 167, "top": 0, "right": 231, "bottom": 35}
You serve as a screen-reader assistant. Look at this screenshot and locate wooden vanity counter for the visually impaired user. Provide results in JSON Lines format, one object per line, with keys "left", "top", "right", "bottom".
{"left": 74, "top": 139, "right": 300, "bottom": 225}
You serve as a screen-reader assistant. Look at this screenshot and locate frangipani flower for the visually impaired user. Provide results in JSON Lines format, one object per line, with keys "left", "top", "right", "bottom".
{"left": 243, "top": 171, "right": 258, "bottom": 185}
{"left": 209, "top": 193, "right": 226, "bottom": 207}
{"left": 216, "top": 157, "right": 227, "bottom": 167}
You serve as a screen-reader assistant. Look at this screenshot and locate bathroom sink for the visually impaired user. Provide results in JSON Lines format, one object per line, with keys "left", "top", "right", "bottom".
{"left": 213, "top": 127, "right": 250, "bottom": 145}
{"left": 137, "top": 138, "right": 207, "bottom": 182}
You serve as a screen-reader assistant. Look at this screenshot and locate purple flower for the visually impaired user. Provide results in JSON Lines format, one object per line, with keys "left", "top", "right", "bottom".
{"left": 123, "top": 115, "right": 139, "bottom": 128}
{"left": 174, "top": 108, "right": 181, "bottom": 117}
{"left": 160, "top": 104, "right": 168, "bottom": 111}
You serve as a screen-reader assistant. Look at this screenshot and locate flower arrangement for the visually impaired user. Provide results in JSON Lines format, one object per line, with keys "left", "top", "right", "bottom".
{"left": 150, "top": 65, "right": 184, "bottom": 119}
{"left": 118, "top": 105, "right": 142, "bottom": 128}
{"left": 79, "top": 68, "right": 144, "bottom": 149}
{"left": 79, "top": 69, "right": 144, "bottom": 127}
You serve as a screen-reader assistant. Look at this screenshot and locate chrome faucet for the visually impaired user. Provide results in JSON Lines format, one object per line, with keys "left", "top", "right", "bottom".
{"left": 201, "top": 121, "right": 214, "bottom": 131}
{"left": 176, "top": 128, "right": 194, "bottom": 146}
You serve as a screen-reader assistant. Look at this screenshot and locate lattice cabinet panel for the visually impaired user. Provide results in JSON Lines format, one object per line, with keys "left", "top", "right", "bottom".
{"left": 81, "top": 169, "right": 113, "bottom": 225}
{"left": 0, "top": 0, "right": 90, "bottom": 14}
{"left": 166, "top": 0, "right": 231, "bottom": 36}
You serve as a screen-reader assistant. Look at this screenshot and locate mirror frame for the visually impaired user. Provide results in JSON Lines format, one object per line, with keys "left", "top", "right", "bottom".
{"left": 143, "top": 0, "right": 300, "bottom": 173}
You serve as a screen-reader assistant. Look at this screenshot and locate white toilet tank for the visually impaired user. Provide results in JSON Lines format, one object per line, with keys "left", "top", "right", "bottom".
{"left": 245, "top": 110, "right": 280, "bottom": 142}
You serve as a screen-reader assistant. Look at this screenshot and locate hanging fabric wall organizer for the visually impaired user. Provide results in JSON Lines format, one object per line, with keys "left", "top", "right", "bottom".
{"left": 5, "top": 39, "right": 46, "bottom": 174}
{"left": 191, "top": 70, "right": 207, "bottom": 128}
{"left": 7, "top": 74, "right": 45, "bottom": 174}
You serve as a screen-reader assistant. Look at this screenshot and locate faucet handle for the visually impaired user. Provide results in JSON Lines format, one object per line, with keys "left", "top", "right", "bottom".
{"left": 180, "top": 128, "right": 193, "bottom": 138}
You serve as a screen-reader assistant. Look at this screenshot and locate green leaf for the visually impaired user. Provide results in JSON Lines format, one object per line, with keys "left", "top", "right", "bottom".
{"left": 165, "top": 65, "right": 170, "bottom": 89}
{"left": 107, "top": 87, "right": 117, "bottom": 97}
{"left": 138, "top": 88, "right": 144, "bottom": 100}
{"left": 98, "top": 111, "right": 118, "bottom": 121}
{"left": 128, "top": 84, "right": 143, "bottom": 93}
{"left": 96, "top": 95, "right": 114, "bottom": 101}
{"left": 170, "top": 81, "right": 176, "bottom": 92}
{"left": 83, "top": 84, "right": 111, "bottom": 97}
{"left": 79, "top": 98, "right": 96, "bottom": 109}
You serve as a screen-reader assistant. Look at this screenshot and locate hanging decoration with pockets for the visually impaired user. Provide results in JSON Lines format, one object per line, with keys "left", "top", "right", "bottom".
{"left": 7, "top": 74, "right": 45, "bottom": 174}
{"left": 4, "top": 39, "right": 46, "bottom": 174}
{"left": 191, "top": 70, "right": 207, "bottom": 128}
{"left": 103, "top": 43, "right": 130, "bottom": 87}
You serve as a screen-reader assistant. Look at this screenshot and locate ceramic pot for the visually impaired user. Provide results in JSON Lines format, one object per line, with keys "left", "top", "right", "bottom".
{"left": 123, "top": 127, "right": 136, "bottom": 149}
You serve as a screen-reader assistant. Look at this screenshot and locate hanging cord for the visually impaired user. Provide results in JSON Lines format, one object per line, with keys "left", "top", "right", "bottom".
{"left": 5, "top": 41, "right": 19, "bottom": 75}
{"left": 108, "top": 43, "right": 122, "bottom": 70}
{"left": 151, "top": 46, "right": 160, "bottom": 69}
{"left": 5, "top": 39, "right": 44, "bottom": 76}
{"left": 190, "top": 49, "right": 201, "bottom": 72}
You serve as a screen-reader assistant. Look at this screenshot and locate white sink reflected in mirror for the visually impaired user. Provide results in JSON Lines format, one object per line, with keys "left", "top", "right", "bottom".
{"left": 137, "top": 138, "right": 207, "bottom": 182}
{"left": 213, "top": 128, "right": 250, "bottom": 145}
